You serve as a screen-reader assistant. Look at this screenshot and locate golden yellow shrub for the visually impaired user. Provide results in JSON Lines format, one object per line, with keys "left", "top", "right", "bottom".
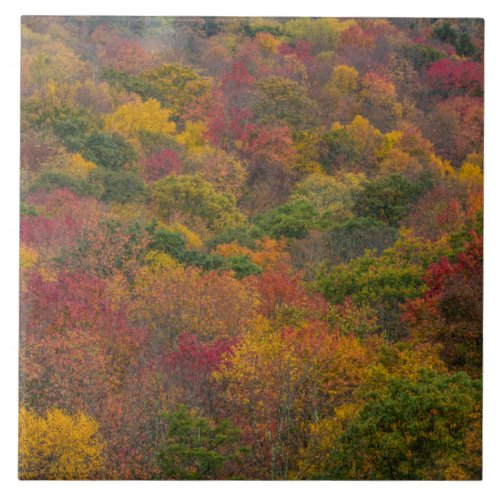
{"left": 19, "top": 406, "right": 105, "bottom": 480}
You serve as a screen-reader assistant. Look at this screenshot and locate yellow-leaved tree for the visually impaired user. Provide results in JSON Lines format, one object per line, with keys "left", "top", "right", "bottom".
{"left": 104, "top": 97, "right": 176, "bottom": 150}
{"left": 19, "top": 406, "right": 105, "bottom": 480}
{"left": 64, "top": 152, "right": 97, "bottom": 178}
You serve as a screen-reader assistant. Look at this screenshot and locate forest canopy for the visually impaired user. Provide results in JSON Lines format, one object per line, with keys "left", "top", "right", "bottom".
{"left": 19, "top": 16, "right": 483, "bottom": 480}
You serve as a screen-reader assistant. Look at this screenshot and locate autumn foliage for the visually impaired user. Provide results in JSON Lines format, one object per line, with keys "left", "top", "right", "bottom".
{"left": 19, "top": 16, "right": 483, "bottom": 480}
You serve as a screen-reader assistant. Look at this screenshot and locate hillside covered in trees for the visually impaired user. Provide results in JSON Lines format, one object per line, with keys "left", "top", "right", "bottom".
{"left": 19, "top": 16, "right": 483, "bottom": 480}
